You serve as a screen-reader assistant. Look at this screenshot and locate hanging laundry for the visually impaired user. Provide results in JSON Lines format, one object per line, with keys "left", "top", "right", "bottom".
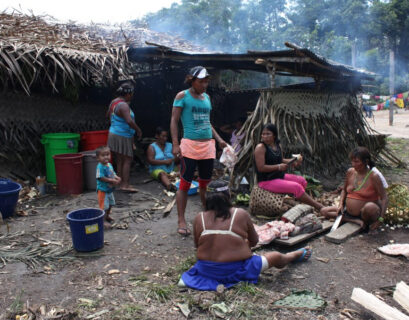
{"left": 396, "top": 98, "right": 404, "bottom": 108}
{"left": 397, "top": 93, "right": 403, "bottom": 99}
{"left": 362, "top": 94, "right": 370, "bottom": 100}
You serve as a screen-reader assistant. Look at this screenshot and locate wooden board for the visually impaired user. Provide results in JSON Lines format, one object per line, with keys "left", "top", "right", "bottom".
{"left": 273, "top": 220, "right": 333, "bottom": 246}
{"left": 325, "top": 222, "right": 361, "bottom": 244}
{"left": 351, "top": 287, "right": 409, "bottom": 320}
{"left": 393, "top": 281, "right": 409, "bottom": 313}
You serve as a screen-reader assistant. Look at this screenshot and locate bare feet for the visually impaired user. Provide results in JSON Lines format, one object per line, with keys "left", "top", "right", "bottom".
{"left": 119, "top": 185, "right": 139, "bottom": 193}
{"left": 105, "top": 215, "right": 114, "bottom": 223}
{"left": 343, "top": 217, "right": 365, "bottom": 229}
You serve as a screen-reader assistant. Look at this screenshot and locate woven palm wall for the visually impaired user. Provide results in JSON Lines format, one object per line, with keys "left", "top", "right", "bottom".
{"left": 0, "top": 92, "right": 109, "bottom": 180}
{"left": 233, "top": 88, "right": 396, "bottom": 187}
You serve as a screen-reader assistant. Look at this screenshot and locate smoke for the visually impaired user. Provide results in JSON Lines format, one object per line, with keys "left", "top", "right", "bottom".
{"left": 135, "top": 0, "right": 408, "bottom": 93}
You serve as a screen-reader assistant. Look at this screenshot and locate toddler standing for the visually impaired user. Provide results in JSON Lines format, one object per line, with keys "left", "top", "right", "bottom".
{"left": 96, "top": 146, "right": 121, "bottom": 224}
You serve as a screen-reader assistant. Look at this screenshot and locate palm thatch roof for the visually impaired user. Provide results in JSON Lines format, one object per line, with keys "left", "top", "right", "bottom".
{"left": 0, "top": 12, "right": 203, "bottom": 94}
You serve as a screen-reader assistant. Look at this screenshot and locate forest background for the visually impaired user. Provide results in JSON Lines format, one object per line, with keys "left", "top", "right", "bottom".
{"left": 132, "top": 0, "right": 409, "bottom": 94}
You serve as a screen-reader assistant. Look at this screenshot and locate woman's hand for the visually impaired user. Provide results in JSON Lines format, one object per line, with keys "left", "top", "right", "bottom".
{"left": 165, "top": 158, "right": 174, "bottom": 165}
{"left": 136, "top": 129, "right": 142, "bottom": 140}
{"left": 294, "top": 154, "right": 303, "bottom": 167}
{"left": 336, "top": 205, "right": 343, "bottom": 216}
{"left": 172, "top": 144, "right": 181, "bottom": 158}
{"left": 218, "top": 140, "right": 228, "bottom": 149}
{"left": 278, "top": 163, "right": 288, "bottom": 171}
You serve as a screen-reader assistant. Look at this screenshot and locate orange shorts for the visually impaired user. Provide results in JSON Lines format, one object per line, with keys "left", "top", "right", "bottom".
{"left": 97, "top": 190, "right": 115, "bottom": 210}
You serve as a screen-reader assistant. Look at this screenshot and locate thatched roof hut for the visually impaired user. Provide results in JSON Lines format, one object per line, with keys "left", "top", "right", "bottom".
{"left": 0, "top": 13, "right": 204, "bottom": 180}
{"left": 0, "top": 12, "right": 204, "bottom": 95}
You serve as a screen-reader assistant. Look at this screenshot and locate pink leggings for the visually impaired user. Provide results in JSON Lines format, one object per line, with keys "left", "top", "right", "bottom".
{"left": 258, "top": 174, "right": 307, "bottom": 199}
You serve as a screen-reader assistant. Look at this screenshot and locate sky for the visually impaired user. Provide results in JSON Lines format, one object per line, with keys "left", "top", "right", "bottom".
{"left": 1, "top": 0, "right": 179, "bottom": 24}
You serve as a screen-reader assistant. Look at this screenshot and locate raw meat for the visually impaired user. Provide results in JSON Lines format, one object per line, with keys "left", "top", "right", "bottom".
{"left": 255, "top": 220, "right": 296, "bottom": 245}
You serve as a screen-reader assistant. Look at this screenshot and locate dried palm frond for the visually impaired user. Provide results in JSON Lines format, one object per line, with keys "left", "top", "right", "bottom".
{"left": 0, "top": 244, "right": 75, "bottom": 269}
{"left": 0, "top": 12, "right": 204, "bottom": 94}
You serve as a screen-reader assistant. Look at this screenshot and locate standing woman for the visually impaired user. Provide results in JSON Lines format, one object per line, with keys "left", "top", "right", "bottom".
{"left": 107, "top": 82, "right": 142, "bottom": 193}
{"left": 171, "top": 66, "right": 227, "bottom": 236}
{"left": 254, "top": 123, "right": 323, "bottom": 211}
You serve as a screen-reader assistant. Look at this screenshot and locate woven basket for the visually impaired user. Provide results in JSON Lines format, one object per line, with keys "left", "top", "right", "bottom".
{"left": 249, "top": 185, "right": 286, "bottom": 217}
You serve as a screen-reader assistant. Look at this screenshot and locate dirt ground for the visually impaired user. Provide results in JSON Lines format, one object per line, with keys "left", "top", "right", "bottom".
{"left": 1, "top": 119, "right": 409, "bottom": 319}
{"left": 367, "top": 109, "right": 409, "bottom": 139}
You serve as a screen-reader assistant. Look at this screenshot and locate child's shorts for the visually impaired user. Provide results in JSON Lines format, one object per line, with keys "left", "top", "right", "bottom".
{"left": 97, "top": 190, "right": 115, "bottom": 210}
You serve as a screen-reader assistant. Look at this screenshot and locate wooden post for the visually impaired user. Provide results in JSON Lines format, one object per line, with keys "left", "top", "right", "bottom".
{"left": 389, "top": 49, "right": 395, "bottom": 126}
{"left": 266, "top": 63, "right": 276, "bottom": 88}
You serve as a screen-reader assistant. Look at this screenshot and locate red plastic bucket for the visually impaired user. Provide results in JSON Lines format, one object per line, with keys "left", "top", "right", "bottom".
{"left": 53, "top": 153, "right": 84, "bottom": 195}
{"left": 80, "top": 130, "right": 109, "bottom": 151}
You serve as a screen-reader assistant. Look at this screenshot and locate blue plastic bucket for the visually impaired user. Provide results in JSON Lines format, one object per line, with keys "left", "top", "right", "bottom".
{"left": 0, "top": 179, "right": 22, "bottom": 219}
{"left": 175, "top": 180, "right": 199, "bottom": 195}
{"left": 66, "top": 208, "right": 105, "bottom": 252}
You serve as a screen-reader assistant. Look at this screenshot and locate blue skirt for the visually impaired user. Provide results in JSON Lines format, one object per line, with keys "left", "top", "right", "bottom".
{"left": 181, "top": 255, "right": 262, "bottom": 291}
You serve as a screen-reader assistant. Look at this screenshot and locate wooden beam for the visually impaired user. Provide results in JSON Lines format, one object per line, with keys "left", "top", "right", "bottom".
{"left": 351, "top": 288, "right": 409, "bottom": 320}
{"left": 267, "top": 57, "right": 312, "bottom": 63}
{"left": 394, "top": 282, "right": 409, "bottom": 313}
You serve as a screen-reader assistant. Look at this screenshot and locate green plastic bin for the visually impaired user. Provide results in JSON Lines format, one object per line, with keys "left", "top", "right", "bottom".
{"left": 41, "top": 133, "right": 80, "bottom": 183}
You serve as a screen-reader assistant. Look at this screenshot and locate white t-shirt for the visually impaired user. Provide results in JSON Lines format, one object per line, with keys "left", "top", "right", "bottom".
{"left": 372, "top": 167, "right": 388, "bottom": 188}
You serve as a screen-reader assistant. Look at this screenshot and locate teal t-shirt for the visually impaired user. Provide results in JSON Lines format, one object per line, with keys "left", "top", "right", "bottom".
{"left": 173, "top": 89, "right": 212, "bottom": 140}
{"left": 96, "top": 163, "right": 116, "bottom": 192}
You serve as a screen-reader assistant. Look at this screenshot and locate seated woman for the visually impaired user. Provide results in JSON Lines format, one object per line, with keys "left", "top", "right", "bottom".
{"left": 320, "top": 147, "right": 388, "bottom": 231}
{"left": 179, "top": 180, "right": 311, "bottom": 291}
{"left": 254, "top": 123, "right": 323, "bottom": 211}
{"left": 146, "top": 127, "right": 177, "bottom": 191}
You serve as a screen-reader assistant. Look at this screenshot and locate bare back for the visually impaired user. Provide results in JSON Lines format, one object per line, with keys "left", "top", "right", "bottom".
{"left": 194, "top": 208, "right": 259, "bottom": 262}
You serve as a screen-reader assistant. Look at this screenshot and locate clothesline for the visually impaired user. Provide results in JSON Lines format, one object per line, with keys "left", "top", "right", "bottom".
{"left": 361, "top": 90, "right": 408, "bottom": 111}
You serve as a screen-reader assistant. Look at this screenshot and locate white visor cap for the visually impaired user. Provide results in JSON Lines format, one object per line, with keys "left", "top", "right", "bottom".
{"left": 190, "top": 66, "right": 210, "bottom": 79}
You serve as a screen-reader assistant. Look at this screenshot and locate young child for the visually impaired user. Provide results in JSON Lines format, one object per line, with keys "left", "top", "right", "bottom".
{"left": 96, "top": 146, "right": 121, "bottom": 224}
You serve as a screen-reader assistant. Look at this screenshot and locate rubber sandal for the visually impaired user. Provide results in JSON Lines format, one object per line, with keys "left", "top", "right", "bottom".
{"left": 293, "top": 247, "right": 312, "bottom": 263}
{"left": 177, "top": 228, "right": 191, "bottom": 237}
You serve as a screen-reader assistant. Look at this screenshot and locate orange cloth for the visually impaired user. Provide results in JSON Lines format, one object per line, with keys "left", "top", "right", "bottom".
{"left": 180, "top": 138, "right": 215, "bottom": 160}
{"left": 97, "top": 190, "right": 106, "bottom": 210}
{"left": 347, "top": 174, "right": 379, "bottom": 202}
